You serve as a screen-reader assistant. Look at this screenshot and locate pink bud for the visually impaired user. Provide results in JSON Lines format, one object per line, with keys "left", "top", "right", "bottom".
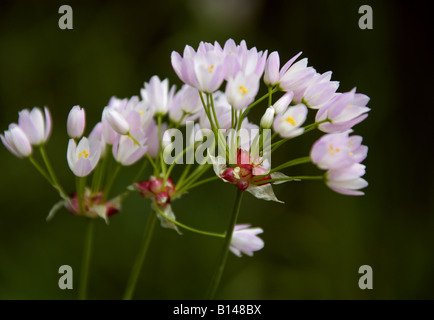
{"left": 149, "top": 176, "right": 163, "bottom": 194}
{"left": 221, "top": 168, "right": 237, "bottom": 183}
{"left": 155, "top": 191, "right": 170, "bottom": 208}
{"left": 67, "top": 105, "right": 86, "bottom": 139}
{"left": 237, "top": 180, "right": 249, "bottom": 191}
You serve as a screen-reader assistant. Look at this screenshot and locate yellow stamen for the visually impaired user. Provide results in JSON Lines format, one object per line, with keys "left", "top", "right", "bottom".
{"left": 139, "top": 110, "right": 143, "bottom": 116}
{"left": 78, "top": 149, "right": 89, "bottom": 159}
{"left": 286, "top": 116, "right": 296, "bottom": 126}
{"left": 346, "top": 104, "right": 352, "bottom": 108}
{"left": 238, "top": 85, "right": 248, "bottom": 96}
{"left": 328, "top": 144, "right": 340, "bottom": 155}
{"left": 207, "top": 65, "right": 215, "bottom": 73}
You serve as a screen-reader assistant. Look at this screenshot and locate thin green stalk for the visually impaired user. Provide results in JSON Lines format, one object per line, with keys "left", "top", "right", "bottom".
{"left": 155, "top": 205, "right": 225, "bottom": 238}
{"left": 209, "top": 93, "right": 221, "bottom": 130}
{"left": 257, "top": 156, "right": 312, "bottom": 178}
{"left": 123, "top": 212, "right": 157, "bottom": 300}
{"left": 78, "top": 219, "right": 94, "bottom": 300}
{"left": 29, "top": 156, "right": 54, "bottom": 185}
{"left": 176, "top": 164, "right": 211, "bottom": 194}
{"left": 165, "top": 141, "right": 196, "bottom": 180}
{"left": 91, "top": 153, "right": 108, "bottom": 193}
{"left": 76, "top": 176, "right": 86, "bottom": 215}
{"left": 268, "top": 86, "right": 273, "bottom": 107}
{"left": 146, "top": 153, "right": 157, "bottom": 173}
{"left": 127, "top": 133, "right": 141, "bottom": 146}
{"left": 103, "top": 163, "right": 121, "bottom": 201}
{"left": 199, "top": 91, "right": 217, "bottom": 135}
{"left": 205, "top": 189, "right": 244, "bottom": 299}
{"left": 252, "top": 175, "right": 324, "bottom": 185}
{"left": 39, "top": 146, "right": 66, "bottom": 197}
{"left": 176, "top": 175, "right": 219, "bottom": 195}
{"left": 157, "top": 115, "right": 167, "bottom": 180}
{"left": 176, "top": 164, "right": 192, "bottom": 189}
{"left": 132, "top": 160, "right": 148, "bottom": 183}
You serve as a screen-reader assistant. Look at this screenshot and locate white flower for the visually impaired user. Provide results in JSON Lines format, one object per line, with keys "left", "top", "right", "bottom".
{"left": 67, "top": 105, "right": 86, "bottom": 139}
{"left": 103, "top": 108, "right": 130, "bottom": 135}
{"left": 260, "top": 107, "right": 275, "bottom": 129}
{"left": 1, "top": 124, "right": 32, "bottom": 158}
{"left": 273, "top": 103, "right": 308, "bottom": 138}
{"left": 67, "top": 137, "right": 101, "bottom": 177}
{"left": 18, "top": 107, "right": 52, "bottom": 145}
{"left": 230, "top": 224, "right": 264, "bottom": 257}
{"left": 226, "top": 71, "right": 260, "bottom": 110}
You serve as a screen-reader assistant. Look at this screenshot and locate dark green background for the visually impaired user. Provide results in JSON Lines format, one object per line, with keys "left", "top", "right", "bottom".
{"left": 0, "top": 0, "right": 433, "bottom": 299}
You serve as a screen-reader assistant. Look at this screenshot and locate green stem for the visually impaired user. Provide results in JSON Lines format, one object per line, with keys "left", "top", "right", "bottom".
{"left": 91, "top": 153, "right": 108, "bottom": 193}
{"left": 29, "top": 156, "right": 54, "bottom": 185}
{"left": 209, "top": 93, "right": 221, "bottom": 130}
{"left": 252, "top": 175, "right": 324, "bottom": 185}
{"left": 127, "top": 133, "right": 141, "bottom": 146}
{"left": 146, "top": 153, "right": 157, "bottom": 173}
{"left": 39, "top": 146, "right": 67, "bottom": 197}
{"left": 103, "top": 164, "right": 121, "bottom": 201}
{"left": 176, "top": 164, "right": 192, "bottom": 188}
{"left": 78, "top": 219, "right": 94, "bottom": 300}
{"left": 257, "top": 156, "right": 312, "bottom": 178}
{"left": 175, "top": 164, "right": 211, "bottom": 194}
{"left": 76, "top": 176, "right": 86, "bottom": 215}
{"left": 205, "top": 188, "right": 244, "bottom": 299}
{"left": 155, "top": 205, "right": 225, "bottom": 238}
{"left": 122, "top": 212, "right": 157, "bottom": 300}
{"left": 176, "top": 176, "right": 219, "bottom": 195}
{"left": 132, "top": 159, "right": 148, "bottom": 183}
{"left": 268, "top": 86, "right": 273, "bottom": 107}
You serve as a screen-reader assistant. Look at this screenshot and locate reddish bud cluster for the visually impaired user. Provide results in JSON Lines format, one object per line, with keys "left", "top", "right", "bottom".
{"left": 136, "top": 176, "right": 176, "bottom": 208}
{"left": 221, "top": 149, "right": 271, "bottom": 191}
{"left": 66, "top": 191, "right": 120, "bottom": 218}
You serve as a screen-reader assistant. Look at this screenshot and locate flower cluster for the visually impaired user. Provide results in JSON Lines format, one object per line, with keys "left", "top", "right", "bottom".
{"left": 1, "top": 38, "right": 370, "bottom": 299}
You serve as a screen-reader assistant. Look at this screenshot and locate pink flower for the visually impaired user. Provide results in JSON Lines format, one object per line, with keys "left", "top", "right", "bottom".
{"left": 18, "top": 107, "right": 52, "bottom": 145}
{"left": 310, "top": 131, "right": 367, "bottom": 170}
{"left": 171, "top": 41, "right": 225, "bottom": 93}
{"left": 273, "top": 104, "right": 308, "bottom": 138}
{"left": 225, "top": 71, "right": 260, "bottom": 110}
{"left": 264, "top": 51, "right": 303, "bottom": 86}
{"left": 316, "top": 88, "right": 370, "bottom": 133}
{"left": 141, "top": 76, "right": 175, "bottom": 116}
{"left": 67, "top": 137, "right": 101, "bottom": 177}
{"left": 303, "top": 71, "right": 339, "bottom": 109}
{"left": 326, "top": 163, "right": 368, "bottom": 196}
{"left": 279, "top": 58, "right": 316, "bottom": 103}
{"left": 1, "top": 124, "right": 32, "bottom": 158}
{"left": 230, "top": 224, "right": 264, "bottom": 257}
{"left": 169, "top": 84, "right": 202, "bottom": 124}
{"left": 67, "top": 105, "right": 86, "bottom": 139}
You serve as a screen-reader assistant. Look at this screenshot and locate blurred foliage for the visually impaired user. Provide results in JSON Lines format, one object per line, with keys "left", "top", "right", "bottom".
{"left": 0, "top": 0, "right": 433, "bottom": 299}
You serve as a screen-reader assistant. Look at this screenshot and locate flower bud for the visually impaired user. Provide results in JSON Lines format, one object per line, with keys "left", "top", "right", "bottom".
{"left": 67, "top": 105, "right": 86, "bottom": 139}
{"left": 1, "top": 124, "right": 33, "bottom": 158}
{"left": 260, "top": 107, "right": 275, "bottom": 129}
{"left": 155, "top": 191, "right": 170, "bottom": 208}
{"left": 273, "top": 92, "right": 293, "bottom": 115}
{"left": 264, "top": 51, "right": 280, "bottom": 86}
{"left": 104, "top": 108, "right": 129, "bottom": 135}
